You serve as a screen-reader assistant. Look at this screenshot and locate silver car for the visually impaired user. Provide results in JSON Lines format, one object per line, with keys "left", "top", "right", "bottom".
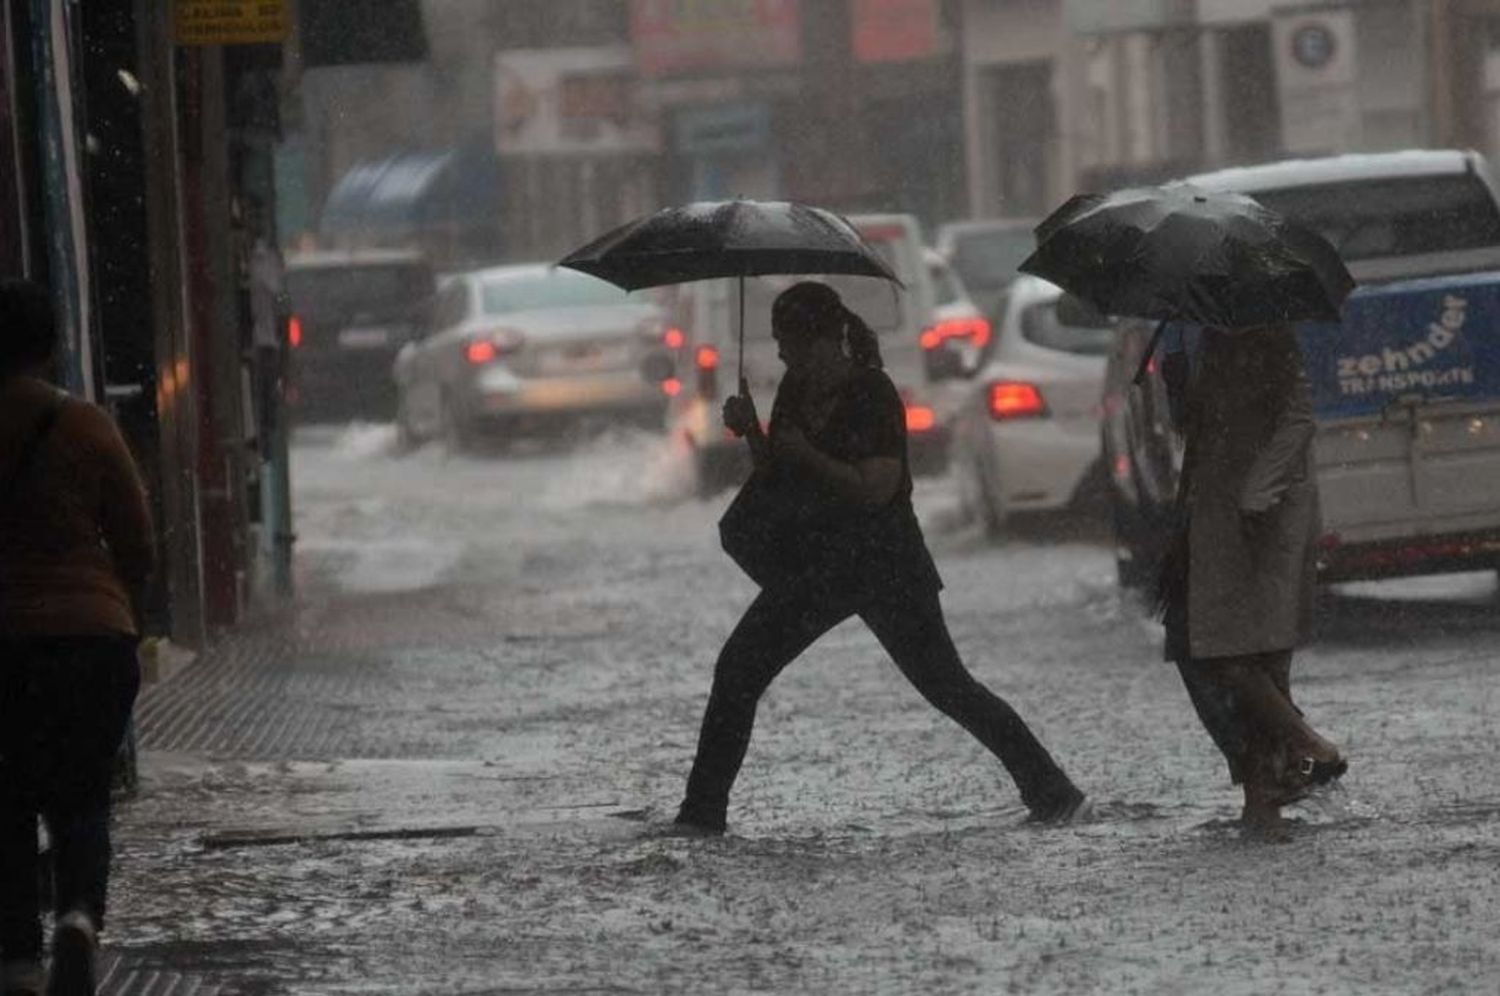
{"left": 393, "top": 264, "right": 672, "bottom": 450}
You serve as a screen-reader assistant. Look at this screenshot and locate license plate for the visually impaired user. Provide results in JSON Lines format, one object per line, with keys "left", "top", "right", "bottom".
{"left": 338, "top": 327, "right": 392, "bottom": 349}
{"left": 540, "top": 342, "right": 629, "bottom": 373}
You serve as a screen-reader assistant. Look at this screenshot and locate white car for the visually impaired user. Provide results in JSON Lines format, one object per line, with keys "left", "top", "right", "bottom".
{"left": 947, "top": 275, "right": 1114, "bottom": 533}
{"left": 393, "top": 264, "right": 671, "bottom": 450}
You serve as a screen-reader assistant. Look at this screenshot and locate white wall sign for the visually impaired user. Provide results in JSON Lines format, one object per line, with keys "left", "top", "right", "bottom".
{"left": 495, "top": 46, "right": 661, "bottom": 157}
{"left": 1273, "top": 8, "right": 1360, "bottom": 154}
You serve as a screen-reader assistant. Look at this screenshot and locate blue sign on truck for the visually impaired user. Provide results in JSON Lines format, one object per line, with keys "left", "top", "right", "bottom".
{"left": 1299, "top": 270, "right": 1500, "bottom": 419}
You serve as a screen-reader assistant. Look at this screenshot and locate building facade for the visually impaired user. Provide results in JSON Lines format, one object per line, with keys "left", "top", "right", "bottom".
{"left": 962, "top": 0, "right": 1500, "bottom": 219}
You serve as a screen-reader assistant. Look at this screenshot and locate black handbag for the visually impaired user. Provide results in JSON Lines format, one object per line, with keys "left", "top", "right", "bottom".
{"left": 718, "top": 470, "right": 823, "bottom": 588}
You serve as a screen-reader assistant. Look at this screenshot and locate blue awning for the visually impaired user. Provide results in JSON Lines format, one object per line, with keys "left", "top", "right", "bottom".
{"left": 318, "top": 143, "right": 500, "bottom": 240}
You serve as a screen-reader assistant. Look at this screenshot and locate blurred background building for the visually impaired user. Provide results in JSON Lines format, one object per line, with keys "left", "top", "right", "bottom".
{"left": 9, "top": 0, "right": 1500, "bottom": 646}
{"left": 282, "top": 0, "right": 1500, "bottom": 266}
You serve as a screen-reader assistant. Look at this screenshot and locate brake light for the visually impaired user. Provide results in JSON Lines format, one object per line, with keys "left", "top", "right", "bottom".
{"left": 465, "top": 329, "right": 523, "bottom": 364}
{"left": 988, "top": 381, "right": 1046, "bottom": 419}
{"left": 662, "top": 377, "right": 683, "bottom": 397}
{"left": 696, "top": 345, "right": 719, "bottom": 370}
{"left": 663, "top": 327, "right": 685, "bottom": 350}
{"left": 288, "top": 314, "right": 303, "bottom": 348}
{"left": 920, "top": 317, "right": 991, "bottom": 351}
{"left": 906, "top": 405, "right": 937, "bottom": 433}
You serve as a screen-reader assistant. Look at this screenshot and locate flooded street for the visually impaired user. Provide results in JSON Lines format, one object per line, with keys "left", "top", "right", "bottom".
{"left": 99, "top": 428, "right": 1500, "bottom": 994}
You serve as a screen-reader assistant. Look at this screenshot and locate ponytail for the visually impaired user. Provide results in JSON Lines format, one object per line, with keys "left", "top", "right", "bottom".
{"left": 841, "top": 306, "right": 883, "bottom": 369}
{"left": 772, "top": 281, "right": 883, "bottom": 369}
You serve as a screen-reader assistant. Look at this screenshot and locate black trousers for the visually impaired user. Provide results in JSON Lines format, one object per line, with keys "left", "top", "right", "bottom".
{"left": 679, "top": 585, "right": 1078, "bottom": 827}
{"left": 0, "top": 636, "right": 140, "bottom": 961}
{"left": 1175, "top": 650, "right": 1294, "bottom": 786}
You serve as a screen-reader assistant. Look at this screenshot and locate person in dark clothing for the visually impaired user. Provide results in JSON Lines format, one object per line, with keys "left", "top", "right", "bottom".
{"left": 1, "top": 280, "right": 154, "bottom": 996}
{"left": 672, "top": 282, "right": 1086, "bottom": 835}
{"left": 1158, "top": 323, "right": 1345, "bottom": 833}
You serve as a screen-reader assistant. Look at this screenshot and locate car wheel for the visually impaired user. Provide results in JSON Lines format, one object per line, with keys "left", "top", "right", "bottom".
{"left": 440, "top": 391, "right": 475, "bottom": 456}
{"left": 393, "top": 391, "right": 421, "bottom": 454}
{"left": 1112, "top": 491, "right": 1152, "bottom": 590}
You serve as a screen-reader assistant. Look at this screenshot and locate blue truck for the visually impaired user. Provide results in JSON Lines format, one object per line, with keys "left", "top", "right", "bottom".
{"left": 1104, "top": 150, "right": 1500, "bottom": 586}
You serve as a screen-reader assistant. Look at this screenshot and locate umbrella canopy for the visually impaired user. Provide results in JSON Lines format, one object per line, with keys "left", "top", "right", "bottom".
{"left": 1019, "top": 183, "right": 1354, "bottom": 328}
{"left": 557, "top": 199, "right": 900, "bottom": 291}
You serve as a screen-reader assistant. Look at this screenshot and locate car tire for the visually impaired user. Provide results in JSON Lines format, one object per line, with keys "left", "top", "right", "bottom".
{"left": 1111, "top": 491, "right": 1153, "bottom": 590}
{"left": 393, "top": 392, "right": 420, "bottom": 454}
{"left": 440, "top": 391, "right": 475, "bottom": 456}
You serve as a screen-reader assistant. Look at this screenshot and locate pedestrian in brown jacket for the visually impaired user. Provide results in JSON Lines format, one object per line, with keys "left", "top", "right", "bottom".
{"left": 1160, "top": 323, "right": 1346, "bottom": 834}
{"left": 1, "top": 280, "right": 155, "bottom": 996}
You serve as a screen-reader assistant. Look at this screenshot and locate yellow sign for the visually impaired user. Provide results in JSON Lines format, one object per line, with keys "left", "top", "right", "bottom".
{"left": 175, "top": 1, "right": 289, "bottom": 46}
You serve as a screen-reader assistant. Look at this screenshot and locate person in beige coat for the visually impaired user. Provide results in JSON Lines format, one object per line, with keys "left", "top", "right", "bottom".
{"left": 1159, "top": 323, "right": 1346, "bottom": 832}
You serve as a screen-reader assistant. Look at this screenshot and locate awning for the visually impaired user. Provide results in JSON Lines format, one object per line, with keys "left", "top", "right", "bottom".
{"left": 318, "top": 143, "right": 500, "bottom": 242}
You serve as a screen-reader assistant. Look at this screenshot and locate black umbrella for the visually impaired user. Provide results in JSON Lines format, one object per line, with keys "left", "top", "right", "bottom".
{"left": 558, "top": 199, "right": 900, "bottom": 382}
{"left": 1019, "top": 182, "right": 1354, "bottom": 330}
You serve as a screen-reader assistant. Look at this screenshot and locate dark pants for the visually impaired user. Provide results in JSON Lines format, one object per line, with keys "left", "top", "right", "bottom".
{"left": 0, "top": 636, "right": 140, "bottom": 961}
{"left": 679, "top": 586, "right": 1078, "bottom": 828}
{"left": 1176, "top": 650, "right": 1294, "bottom": 786}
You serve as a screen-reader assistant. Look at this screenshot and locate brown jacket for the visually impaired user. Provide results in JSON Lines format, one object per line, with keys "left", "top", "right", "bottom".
{"left": 1178, "top": 326, "right": 1321, "bottom": 659}
{"left": 0, "top": 375, "right": 155, "bottom": 636}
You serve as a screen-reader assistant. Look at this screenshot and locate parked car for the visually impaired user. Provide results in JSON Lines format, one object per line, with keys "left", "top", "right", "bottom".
{"left": 1104, "top": 149, "right": 1500, "bottom": 588}
{"left": 284, "top": 249, "right": 435, "bottom": 422}
{"left": 933, "top": 218, "right": 1037, "bottom": 319}
{"left": 946, "top": 276, "right": 1113, "bottom": 533}
{"left": 392, "top": 264, "right": 672, "bottom": 450}
{"left": 661, "top": 213, "right": 945, "bottom": 495}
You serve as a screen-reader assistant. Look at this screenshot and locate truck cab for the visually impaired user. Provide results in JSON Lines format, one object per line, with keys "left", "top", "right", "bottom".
{"left": 1105, "top": 149, "right": 1500, "bottom": 586}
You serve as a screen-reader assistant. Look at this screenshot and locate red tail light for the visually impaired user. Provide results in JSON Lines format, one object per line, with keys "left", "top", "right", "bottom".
{"left": 661, "top": 377, "right": 683, "bottom": 397}
{"left": 696, "top": 345, "right": 719, "bottom": 370}
{"left": 988, "top": 381, "right": 1046, "bottom": 419}
{"left": 288, "top": 314, "right": 303, "bottom": 348}
{"left": 920, "top": 316, "right": 991, "bottom": 351}
{"left": 466, "top": 340, "right": 498, "bottom": 364}
{"left": 663, "top": 327, "right": 686, "bottom": 350}
{"left": 905, "top": 405, "right": 937, "bottom": 433}
{"left": 465, "top": 329, "right": 524, "bottom": 364}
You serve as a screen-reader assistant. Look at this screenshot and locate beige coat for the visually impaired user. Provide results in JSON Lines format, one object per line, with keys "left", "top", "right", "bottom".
{"left": 1179, "top": 326, "right": 1320, "bottom": 659}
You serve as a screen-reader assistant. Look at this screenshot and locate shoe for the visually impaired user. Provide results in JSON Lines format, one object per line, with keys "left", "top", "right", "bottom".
{"left": 1, "top": 959, "right": 45, "bottom": 996}
{"left": 1024, "top": 788, "right": 1092, "bottom": 825}
{"left": 46, "top": 911, "right": 96, "bottom": 996}
{"left": 1302, "top": 756, "right": 1348, "bottom": 785}
{"left": 647, "top": 817, "right": 726, "bottom": 840}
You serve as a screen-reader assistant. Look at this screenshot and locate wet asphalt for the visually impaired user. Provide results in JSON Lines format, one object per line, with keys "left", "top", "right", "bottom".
{"left": 104, "top": 425, "right": 1500, "bottom": 994}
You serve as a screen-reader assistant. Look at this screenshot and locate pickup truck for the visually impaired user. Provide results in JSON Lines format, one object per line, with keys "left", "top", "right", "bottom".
{"left": 1104, "top": 149, "right": 1500, "bottom": 587}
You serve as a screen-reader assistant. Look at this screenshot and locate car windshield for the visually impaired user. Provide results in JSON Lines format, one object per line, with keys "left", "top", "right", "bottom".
{"left": 1020, "top": 300, "right": 1114, "bottom": 356}
{"left": 1251, "top": 174, "right": 1500, "bottom": 260}
{"left": 949, "top": 228, "right": 1034, "bottom": 291}
{"left": 285, "top": 264, "right": 432, "bottom": 323}
{"left": 481, "top": 271, "right": 640, "bottom": 314}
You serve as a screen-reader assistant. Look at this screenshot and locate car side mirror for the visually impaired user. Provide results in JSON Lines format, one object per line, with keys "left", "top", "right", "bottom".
{"left": 1056, "top": 293, "right": 1113, "bottom": 328}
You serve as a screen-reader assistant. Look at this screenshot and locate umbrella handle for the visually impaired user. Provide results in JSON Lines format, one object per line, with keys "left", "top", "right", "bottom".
{"left": 737, "top": 274, "right": 746, "bottom": 388}
{"left": 1132, "top": 320, "right": 1169, "bottom": 387}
